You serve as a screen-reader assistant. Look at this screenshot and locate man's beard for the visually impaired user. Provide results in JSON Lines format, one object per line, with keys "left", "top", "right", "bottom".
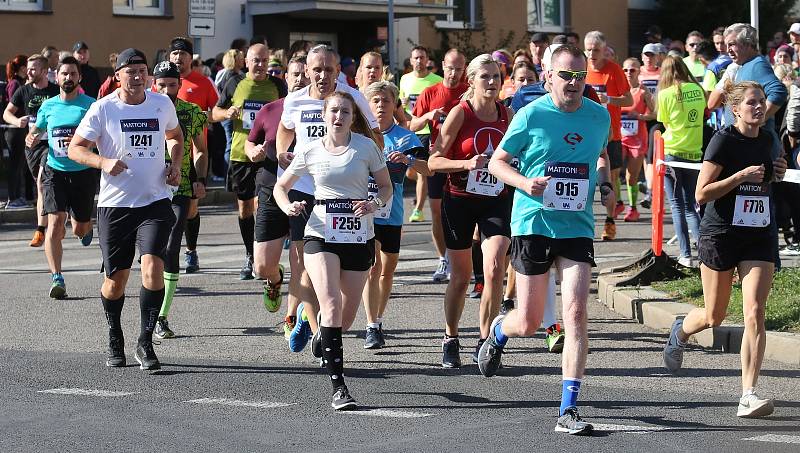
{"left": 61, "top": 82, "right": 77, "bottom": 94}
{"left": 168, "top": 93, "right": 178, "bottom": 103}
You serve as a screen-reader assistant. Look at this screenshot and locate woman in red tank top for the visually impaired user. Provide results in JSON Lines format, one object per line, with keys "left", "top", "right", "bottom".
{"left": 620, "top": 58, "right": 655, "bottom": 222}
{"left": 428, "top": 54, "right": 514, "bottom": 367}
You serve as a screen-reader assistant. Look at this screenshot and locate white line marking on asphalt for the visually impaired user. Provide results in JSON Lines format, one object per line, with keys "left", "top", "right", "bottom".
{"left": 592, "top": 423, "right": 666, "bottom": 433}
{"left": 38, "top": 388, "right": 136, "bottom": 397}
{"left": 185, "top": 397, "right": 295, "bottom": 409}
{"left": 743, "top": 434, "right": 800, "bottom": 444}
{"left": 343, "top": 408, "right": 434, "bottom": 418}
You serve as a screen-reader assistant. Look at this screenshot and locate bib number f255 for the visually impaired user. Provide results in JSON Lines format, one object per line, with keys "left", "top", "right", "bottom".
{"left": 324, "top": 200, "right": 371, "bottom": 243}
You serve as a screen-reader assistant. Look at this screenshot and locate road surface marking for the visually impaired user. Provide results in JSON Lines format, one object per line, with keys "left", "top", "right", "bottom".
{"left": 38, "top": 388, "right": 135, "bottom": 397}
{"left": 743, "top": 434, "right": 800, "bottom": 444}
{"left": 592, "top": 423, "right": 666, "bottom": 433}
{"left": 185, "top": 397, "right": 294, "bottom": 409}
{"left": 343, "top": 408, "right": 433, "bottom": 418}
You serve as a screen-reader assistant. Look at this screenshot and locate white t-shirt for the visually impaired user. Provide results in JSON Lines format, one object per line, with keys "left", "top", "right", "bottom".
{"left": 279, "top": 82, "right": 379, "bottom": 194}
{"left": 76, "top": 90, "right": 179, "bottom": 208}
{"left": 285, "top": 132, "right": 386, "bottom": 239}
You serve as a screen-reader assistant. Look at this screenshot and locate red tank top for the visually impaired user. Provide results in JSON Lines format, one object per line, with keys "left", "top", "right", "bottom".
{"left": 445, "top": 100, "right": 509, "bottom": 198}
{"left": 621, "top": 86, "right": 649, "bottom": 147}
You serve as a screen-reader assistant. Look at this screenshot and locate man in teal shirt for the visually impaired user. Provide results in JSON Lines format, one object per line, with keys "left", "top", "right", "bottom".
{"left": 27, "top": 56, "right": 96, "bottom": 299}
{"left": 478, "top": 45, "right": 610, "bottom": 436}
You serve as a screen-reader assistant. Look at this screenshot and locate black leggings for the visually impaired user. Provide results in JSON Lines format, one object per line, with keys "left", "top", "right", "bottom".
{"left": 165, "top": 195, "right": 190, "bottom": 274}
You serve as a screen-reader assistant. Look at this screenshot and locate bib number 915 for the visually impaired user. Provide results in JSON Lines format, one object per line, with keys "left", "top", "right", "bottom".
{"left": 555, "top": 181, "right": 579, "bottom": 197}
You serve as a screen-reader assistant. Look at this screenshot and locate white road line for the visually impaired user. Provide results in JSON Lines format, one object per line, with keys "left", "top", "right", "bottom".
{"left": 38, "top": 388, "right": 136, "bottom": 397}
{"left": 184, "top": 397, "right": 295, "bottom": 409}
{"left": 743, "top": 434, "right": 800, "bottom": 444}
{"left": 592, "top": 423, "right": 666, "bottom": 433}
{"left": 342, "top": 408, "right": 434, "bottom": 418}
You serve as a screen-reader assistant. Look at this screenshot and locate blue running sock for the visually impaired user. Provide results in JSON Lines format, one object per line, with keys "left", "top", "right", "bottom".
{"left": 494, "top": 321, "right": 508, "bottom": 346}
{"left": 560, "top": 378, "right": 582, "bottom": 415}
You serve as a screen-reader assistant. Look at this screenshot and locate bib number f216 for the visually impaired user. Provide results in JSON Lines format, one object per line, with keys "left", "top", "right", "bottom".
{"left": 466, "top": 168, "right": 503, "bottom": 196}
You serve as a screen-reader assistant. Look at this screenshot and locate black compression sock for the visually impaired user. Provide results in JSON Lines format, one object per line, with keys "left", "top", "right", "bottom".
{"left": 36, "top": 225, "right": 46, "bottom": 233}
{"left": 320, "top": 326, "right": 346, "bottom": 391}
{"left": 185, "top": 214, "right": 200, "bottom": 250}
{"left": 138, "top": 287, "right": 164, "bottom": 344}
{"left": 238, "top": 215, "right": 255, "bottom": 257}
{"left": 101, "top": 294, "right": 125, "bottom": 332}
{"left": 471, "top": 240, "right": 484, "bottom": 282}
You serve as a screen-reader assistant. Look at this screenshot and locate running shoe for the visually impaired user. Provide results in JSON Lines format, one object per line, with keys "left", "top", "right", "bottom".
{"left": 477, "top": 315, "right": 505, "bottom": 377}
{"left": 289, "top": 303, "right": 313, "bottom": 353}
{"left": 737, "top": 392, "right": 775, "bottom": 418}
{"left": 331, "top": 385, "right": 357, "bottom": 410}
{"left": 49, "top": 274, "right": 67, "bottom": 300}
{"left": 30, "top": 229, "right": 45, "bottom": 247}
{"left": 184, "top": 250, "right": 199, "bottom": 273}
{"left": 283, "top": 238, "right": 291, "bottom": 250}
{"left": 364, "top": 325, "right": 385, "bottom": 349}
{"left": 154, "top": 316, "right": 174, "bottom": 339}
{"left": 134, "top": 341, "right": 161, "bottom": 371}
{"left": 441, "top": 337, "right": 461, "bottom": 368}
{"left": 432, "top": 259, "right": 449, "bottom": 282}
{"left": 311, "top": 311, "right": 323, "bottom": 358}
{"left": 408, "top": 209, "right": 425, "bottom": 222}
{"left": 555, "top": 407, "right": 593, "bottom": 435}
{"left": 106, "top": 330, "right": 126, "bottom": 367}
{"left": 471, "top": 338, "right": 486, "bottom": 363}
{"left": 283, "top": 318, "right": 294, "bottom": 341}
{"left": 677, "top": 256, "right": 696, "bottom": 268}
{"left": 663, "top": 318, "right": 686, "bottom": 373}
{"left": 468, "top": 281, "right": 484, "bottom": 299}
{"left": 500, "top": 298, "right": 515, "bottom": 315}
{"left": 5, "top": 198, "right": 29, "bottom": 209}
{"left": 545, "top": 323, "right": 565, "bottom": 353}
{"left": 623, "top": 207, "right": 640, "bottom": 222}
{"left": 640, "top": 196, "right": 651, "bottom": 210}
{"left": 601, "top": 219, "right": 616, "bottom": 241}
{"left": 779, "top": 243, "right": 800, "bottom": 256}
{"left": 613, "top": 201, "right": 625, "bottom": 218}
{"left": 262, "top": 264, "right": 284, "bottom": 312}
{"left": 239, "top": 254, "right": 254, "bottom": 280}
{"left": 79, "top": 228, "right": 93, "bottom": 246}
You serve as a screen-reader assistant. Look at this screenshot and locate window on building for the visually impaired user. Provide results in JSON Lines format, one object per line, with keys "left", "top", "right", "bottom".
{"left": 0, "top": 0, "right": 44, "bottom": 11}
{"left": 528, "top": 0, "right": 565, "bottom": 33}
{"left": 113, "top": 0, "right": 164, "bottom": 16}
{"left": 434, "top": 0, "right": 483, "bottom": 30}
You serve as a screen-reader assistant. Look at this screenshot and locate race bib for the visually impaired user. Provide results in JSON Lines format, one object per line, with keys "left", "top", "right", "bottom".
{"left": 242, "top": 100, "right": 266, "bottom": 130}
{"left": 51, "top": 126, "right": 76, "bottom": 158}
{"left": 120, "top": 119, "right": 161, "bottom": 158}
{"left": 299, "top": 108, "right": 326, "bottom": 143}
{"left": 324, "top": 200, "right": 371, "bottom": 243}
{"left": 641, "top": 79, "right": 658, "bottom": 96}
{"left": 466, "top": 168, "right": 503, "bottom": 196}
{"left": 621, "top": 116, "right": 639, "bottom": 136}
{"left": 591, "top": 84, "right": 608, "bottom": 106}
{"left": 732, "top": 183, "right": 770, "bottom": 227}
{"left": 406, "top": 94, "right": 419, "bottom": 112}
{"left": 368, "top": 178, "right": 392, "bottom": 219}
{"left": 542, "top": 161, "right": 590, "bottom": 211}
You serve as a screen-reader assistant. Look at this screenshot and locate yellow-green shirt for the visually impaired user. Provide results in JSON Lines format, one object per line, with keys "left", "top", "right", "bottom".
{"left": 657, "top": 83, "right": 706, "bottom": 161}
{"left": 399, "top": 71, "right": 442, "bottom": 135}
{"left": 683, "top": 56, "right": 706, "bottom": 82}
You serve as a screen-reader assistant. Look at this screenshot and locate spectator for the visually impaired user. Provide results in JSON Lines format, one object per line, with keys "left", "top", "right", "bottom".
{"left": 97, "top": 53, "right": 119, "bottom": 98}
{"left": 41, "top": 46, "right": 58, "bottom": 83}
{"left": 683, "top": 31, "right": 706, "bottom": 82}
{"left": 528, "top": 32, "right": 549, "bottom": 77}
{"left": 72, "top": 41, "right": 100, "bottom": 98}
{"left": 669, "top": 40, "right": 685, "bottom": 57}
{"left": 512, "top": 48, "right": 533, "bottom": 66}
{"left": 231, "top": 38, "right": 248, "bottom": 53}
{"left": 289, "top": 40, "right": 311, "bottom": 58}
{"left": 3, "top": 54, "right": 28, "bottom": 208}
{"left": 215, "top": 49, "right": 244, "bottom": 91}
{"left": 774, "top": 45, "right": 795, "bottom": 74}
{"left": 789, "top": 23, "right": 800, "bottom": 66}
{"left": 565, "top": 32, "right": 580, "bottom": 46}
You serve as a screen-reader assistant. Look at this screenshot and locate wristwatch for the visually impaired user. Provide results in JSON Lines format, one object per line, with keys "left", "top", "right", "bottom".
{"left": 406, "top": 154, "right": 416, "bottom": 167}
{"left": 373, "top": 197, "right": 386, "bottom": 208}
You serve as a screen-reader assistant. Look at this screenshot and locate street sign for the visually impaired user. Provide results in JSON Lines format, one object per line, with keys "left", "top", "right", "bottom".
{"left": 189, "top": 17, "right": 215, "bottom": 37}
{"left": 190, "top": 0, "right": 215, "bottom": 16}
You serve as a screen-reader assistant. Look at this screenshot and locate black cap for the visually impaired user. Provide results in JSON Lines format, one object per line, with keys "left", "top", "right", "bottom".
{"left": 530, "top": 32, "right": 549, "bottom": 43}
{"left": 170, "top": 37, "right": 194, "bottom": 55}
{"left": 153, "top": 60, "right": 180, "bottom": 80}
{"left": 115, "top": 48, "right": 148, "bottom": 71}
{"left": 73, "top": 41, "right": 89, "bottom": 52}
{"left": 645, "top": 25, "right": 663, "bottom": 37}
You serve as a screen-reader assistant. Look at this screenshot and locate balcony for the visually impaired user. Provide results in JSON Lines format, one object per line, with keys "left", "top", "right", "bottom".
{"left": 247, "top": 0, "right": 453, "bottom": 19}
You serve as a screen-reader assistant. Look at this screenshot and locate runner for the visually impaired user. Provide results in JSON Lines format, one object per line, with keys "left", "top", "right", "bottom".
{"left": 428, "top": 54, "right": 513, "bottom": 368}
{"left": 68, "top": 48, "right": 183, "bottom": 370}
{"left": 275, "top": 45, "right": 382, "bottom": 353}
{"left": 501, "top": 61, "right": 537, "bottom": 107}
{"left": 683, "top": 31, "right": 707, "bottom": 83}
{"left": 639, "top": 43, "right": 665, "bottom": 210}
{"left": 150, "top": 61, "right": 209, "bottom": 339}
{"left": 663, "top": 81, "right": 786, "bottom": 418}
{"left": 400, "top": 46, "right": 443, "bottom": 224}
{"left": 3, "top": 54, "right": 59, "bottom": 247}
{"left": 166, "top": 37, "right": 219, "bottom": 275}
{"left": 409, "top": 49, "right": 468, "bottom": 282}
{"left": 480, "top": 44, "right": 611, "bottom": 435}
{"left": 25, "top": 56, "right": 95, "bottom": 299}
{"left": 362, "top": 80, "right": 429, "bottom": 349}
{"left": 211, "top": 43, "right": 287, "bottom": 280}
{"left": 355, "top": 51, "right": 407, "bottom": 126}
{"left": 274, "top": 91, "right": 392, "bottom": 410}
{"left": 620, "top": 57, "right": 655, "bottom": 222}
{"left": 245, "top": 56, "right": 314, "bottom": 349}
{"left": 584, "top": 31, "right": 633, "bottom": 240}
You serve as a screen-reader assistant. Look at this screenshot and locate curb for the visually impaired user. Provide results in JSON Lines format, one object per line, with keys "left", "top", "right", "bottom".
{"left": 597, "top": 273, "right": 800, "bottom": 366}
{"left": 0, "top": 187, "right": 235, "bottom": 225}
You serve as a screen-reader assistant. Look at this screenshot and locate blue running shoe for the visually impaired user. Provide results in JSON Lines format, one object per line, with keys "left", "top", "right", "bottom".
{"left": 289, "top": 303, "right": 312, "bottom": 352}
{"left": 80, "top": 229, "right": 93, "bottom": 247}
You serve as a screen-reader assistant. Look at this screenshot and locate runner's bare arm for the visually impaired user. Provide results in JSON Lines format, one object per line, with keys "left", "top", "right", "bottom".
{"left": 191, "top": 130, "right": 209, "bottom": 198}
{"left": 408, "top": 108, "right": 445, "bottom": 132}
{"left": 276, "top": 122, "right": 296, "bottom": 169}
{"left": 2, "top": 103, "right": 27, "bottom": 127}
{"left": 165, "top": 125, "right": 184, "bottom": 186}
{"left": 245, "top": 139, "right": 266, "bottom": 162}
{"left": 353, "top": 166, "right": 392, "bottom": 217}
{"left": 427, "top": 106, "right": 473, "bottom": 173}
{"left": 67, "top": 134, "right": 126, "bottom": 175}
{"left": 274, "top": 172, "right": 303, "bottom": 216}
{"left": 707, "top": 89, "right": 724, "bottom": 110}
{"left": 488, "top": 148, "right": 548, "bottom": 196}
{"left": 371, "top": 128, "right": 385, "bottom": 149}
{"left": 607, "top": 91, "right": 634, "bottom": 107}
{"left": 25, "top": 127, "right": 43, "bottom": 149}
{"left": 696, "top": 160, "right": 762, "bottom": 204}
{"left": 211, "top": 105, "right": 239, "bottom": 122}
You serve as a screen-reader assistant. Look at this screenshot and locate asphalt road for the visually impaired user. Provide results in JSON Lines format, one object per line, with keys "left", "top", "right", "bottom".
{"left": 1, "top": 198, "right": 798, "bottom": 452}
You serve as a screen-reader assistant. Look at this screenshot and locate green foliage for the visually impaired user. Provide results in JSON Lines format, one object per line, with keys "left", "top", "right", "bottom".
{"left": 422, "top": 17, "right": 528, "bottom": 63}
{"left": 655, "top": 0, "right": 795, "bottom": 50}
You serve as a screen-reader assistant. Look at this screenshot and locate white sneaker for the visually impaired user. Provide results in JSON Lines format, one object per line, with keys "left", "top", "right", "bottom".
{"left": 677, "top": 256, "right": 696, "bottom": 268}
{"left": 432, "top": 259, "right": 449, "bottom": 282}
{"left": 737, "top": 392, "right": 774, "bottom": 418}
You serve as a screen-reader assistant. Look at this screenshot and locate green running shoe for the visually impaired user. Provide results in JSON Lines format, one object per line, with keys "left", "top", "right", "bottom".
{"left": 263, "top": 264, "right": 284, "bottom": 312}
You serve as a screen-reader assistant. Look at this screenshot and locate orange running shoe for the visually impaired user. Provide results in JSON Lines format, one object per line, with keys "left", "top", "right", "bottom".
{"left": 602, "top": 219, "right": 616, "bottom": 241}
{"left": 30, "top": 229, "right": 45, "bottom": 247}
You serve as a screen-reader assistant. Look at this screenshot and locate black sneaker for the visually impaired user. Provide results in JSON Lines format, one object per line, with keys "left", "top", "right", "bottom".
{"left": 471, "top": 338, "right": 486, "bottom": 363}
{"left": 134, "top": 342, "right": 161, "bottom": 371}
{"left": 364, "top": 326, "right": 385, "bottom": 349}
{"left": 441, "top": 337, "right": 461, "bottom": 368}
{"left": 500, "top": 298, "right": 514, "bottom": 315}
{"left": 106, "top": 330, "right": 126, "bottom": 367}
{"left": 331, "top": 385, "right": 357, "bottom": 410}
{"left": 239, "top": 255, "right": 254, "bottom": 280}
{"left": 555, "top": 407, "right": 593, "bottom": 435}
{"left": 311, "top": 311, "right": 323, "bottom": 358}
{"left": 477, "top": 315, "right": 505, "bottom": 377}
{"left": 153, "top": 316, "right": 174, "bottom": 339}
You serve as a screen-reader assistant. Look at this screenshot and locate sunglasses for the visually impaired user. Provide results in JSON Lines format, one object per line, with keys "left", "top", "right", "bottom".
{"left": 687, "top": 42, "right": 699, "bottom": 48}
{"left": 555, "top": 70, "right": 588, "bottom": 81}
{"left": 622, "top": 68, "right": 638, "bottom": 73}
{"left": 267, "top": 68, "right": 283, "bottom": 75}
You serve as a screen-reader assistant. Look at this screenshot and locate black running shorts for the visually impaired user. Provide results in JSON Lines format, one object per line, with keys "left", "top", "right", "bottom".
{"left": 42, "top": 165, "right": 96, "bottom": 222}
{"left": 303, "top": 236, "right": 375, "bottom": 272}
{"left": 441, "top": 193, "right": 511, "bottom": 250}
{"left": 510, "top": 234, "right": 595, "bottom": 276}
